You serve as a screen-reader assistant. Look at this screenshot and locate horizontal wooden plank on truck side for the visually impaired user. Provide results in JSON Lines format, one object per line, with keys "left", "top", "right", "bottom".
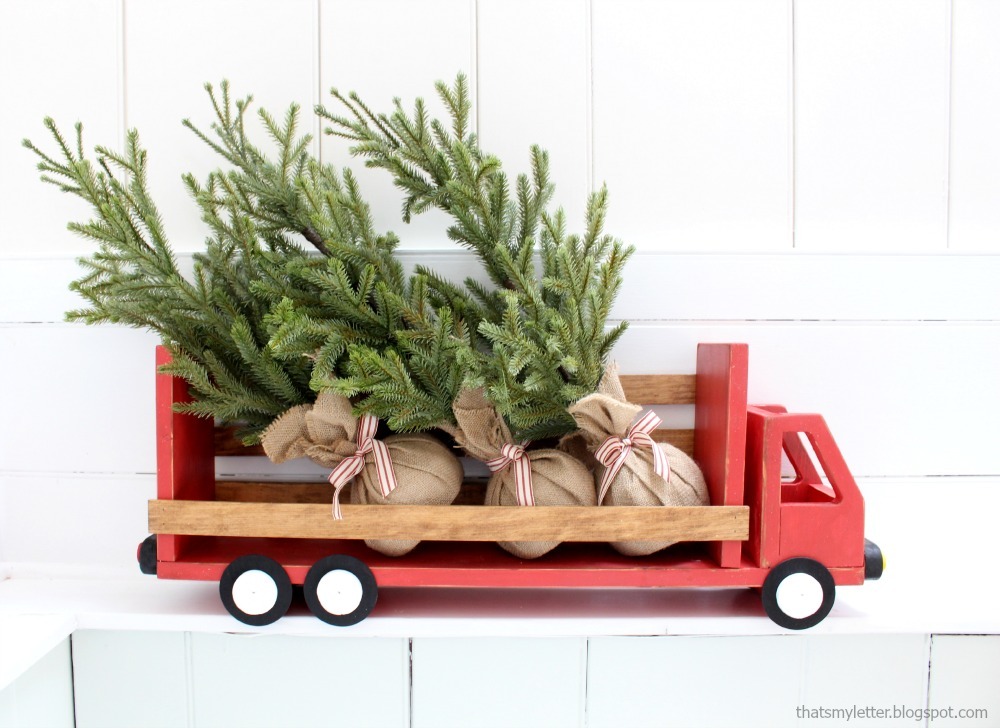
{"left": 149, "top": 501, "right": 749, "bottom": 543}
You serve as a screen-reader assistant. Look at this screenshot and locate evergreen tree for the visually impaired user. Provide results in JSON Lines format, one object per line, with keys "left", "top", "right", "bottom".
{"left": 317, "top": 75, "right": 633, "bottom": 440}
{"left": 22, "top": 84, "right": 413, "bottom": 443}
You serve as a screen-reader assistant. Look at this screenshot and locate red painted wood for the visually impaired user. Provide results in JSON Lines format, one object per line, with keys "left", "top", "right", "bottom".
{"left": 776, "top": 415, "right": 865, "bottom": 568}
{"left": 743, "top": 408, "right": 776, "bottom": 568}
{"left": 150, "top": 342, "right": 871, "bottom": 616}
{"left": 746, "top": 406, "right": 865, "bottom": 571}
{"left": 154, "top": 537, "right": 866, "bottom": 589}
{"left": 155, "top": 346, "right": 215, "bottom": 562}
{"left": 695, "top": 343, "right": 749, "bottom": 568}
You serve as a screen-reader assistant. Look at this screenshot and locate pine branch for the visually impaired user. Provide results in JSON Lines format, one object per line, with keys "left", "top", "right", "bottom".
{"left": 320, "top": 76, "right": 635, "bottom": 440}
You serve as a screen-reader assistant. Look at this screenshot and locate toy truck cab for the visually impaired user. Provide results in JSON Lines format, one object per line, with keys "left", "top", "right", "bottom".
{"left": 140, "top": 343, "right": 882, "bottom": 630}
{"left": 745, "top": 405, "right": 883, "bottom": 628}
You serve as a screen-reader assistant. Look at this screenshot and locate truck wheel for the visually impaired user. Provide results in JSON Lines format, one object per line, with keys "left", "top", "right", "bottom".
{"left": 303, "top": 555, "right": 378, "bottom": 626}
{"left": 761, "top": 557, "right": 835, "bottom": 630}
{"left": 137, "top": 534, "right": 157, "bottom": 575}
{"left": 219, "top": 555, "right": 293, "bottom": 626}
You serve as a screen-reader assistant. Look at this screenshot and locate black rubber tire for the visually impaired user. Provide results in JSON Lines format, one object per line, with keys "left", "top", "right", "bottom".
{"left": 219, "top": 555, "right": 294, "bottom": 626}
{"left": 137, "top": 534, "right": 157, "bottom": 575}
{"left": 864, "top": 539, "right": 884, "bottom": 580}
{"left": 303, "top": 555, "right": 378, "bottom": 626}
{"left": 761, "top": 557, "right": 836, "bottom": 630}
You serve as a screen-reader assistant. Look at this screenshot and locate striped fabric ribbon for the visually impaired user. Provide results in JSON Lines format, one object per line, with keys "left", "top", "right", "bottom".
{"left": 327, "top": 413, "right": 397, "bottom": 520}
{"left": 594, "top": 409, "right": 669, "bottom": 504}
{"left": 486, "top": 442, "right": 534, "bottom": 506}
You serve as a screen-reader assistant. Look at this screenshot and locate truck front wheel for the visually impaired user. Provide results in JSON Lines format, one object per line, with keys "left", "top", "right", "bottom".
{"left": 219, "top": 555, "right": 294, "bottom": 626}
{"left": 761, "top": 557, "right": 835, "bottom": 630}
{"left": 304, "top": 555, "right": 378, "bottom": 626}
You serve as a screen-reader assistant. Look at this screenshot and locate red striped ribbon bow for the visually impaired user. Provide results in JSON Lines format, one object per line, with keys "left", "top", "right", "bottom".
{"left": 327, "top": 413, "right": 397, "bottom": 520}
{"left": 486, "top": 442, "right": 534, "bottom": 506}
{"left": 594, "top": 410, "right": 669, "bottom": 504}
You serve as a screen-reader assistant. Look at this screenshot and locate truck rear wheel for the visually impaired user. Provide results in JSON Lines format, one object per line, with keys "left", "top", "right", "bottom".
{"left": 219, "top": 555, "right": 294, "bottom": 626}
{"left": 304, "top": 555, "right": 378, "bottom": 626}
{"left": 761, "top": 557, "right": 835, "bottom": 630}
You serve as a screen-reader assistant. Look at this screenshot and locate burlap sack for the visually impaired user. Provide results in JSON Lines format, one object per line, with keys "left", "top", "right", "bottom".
{"left": 351, "top": 433, "right": 463, "bottom": 556}
{"left": 262, "top": 392, "right": 464, "bottom": 556}
{"left": 453, "top": 388, "right": 595, "bottom": 559}
{"left": 569, "top": 364, "right": 710, "bottom": 556}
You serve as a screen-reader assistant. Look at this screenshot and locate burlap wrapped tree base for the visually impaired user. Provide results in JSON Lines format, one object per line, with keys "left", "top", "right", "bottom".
{"left": 453, "top": 388, "right": 596, "bottom": 559}
{"left": 263, "top": 392, "right": 464, "bottom": 556}
{"left": 351, "top": 433, "right": 463, "bottom": 555}
{"left": 570, "top": 364, "right": 709, "bottom": 556}
{"left": 483, "top": 449, "right": 594, "bottom": 558}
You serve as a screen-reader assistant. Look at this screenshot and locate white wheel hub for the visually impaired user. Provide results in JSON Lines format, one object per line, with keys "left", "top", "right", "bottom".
{"left": 775, "top": 571, "right": 825, "bottom": 619}
{"left": 316, "top": 570, "right": 364, "bottom": 615}
{"left": 231, "top": 569, "right": 279, "bottom": 615}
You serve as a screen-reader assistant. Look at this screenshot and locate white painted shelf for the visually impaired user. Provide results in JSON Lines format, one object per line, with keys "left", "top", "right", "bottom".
{"left": 1, "top": 478, "right": 998, "bottom": 686}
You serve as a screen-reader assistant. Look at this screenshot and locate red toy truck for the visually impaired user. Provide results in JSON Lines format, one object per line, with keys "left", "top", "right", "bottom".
{"left": 138, "top": 343, "right": 883, "bottom": 630}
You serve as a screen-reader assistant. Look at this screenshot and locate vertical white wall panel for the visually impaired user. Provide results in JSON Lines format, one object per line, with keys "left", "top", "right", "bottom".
{"left": 587, "top": 636, "right": 802, "bottom": 728}
{"left": 411, "top": 637, "right": 586, "bottom": 728}
{"left": 794, "top": 0, "right": 951, "bottom": 251}
{"left": 592, "top": 0, "right": 792, "bottom": 252}
{"left": 73, "top": 630, "right": 189, "bottom": 728}
{"left": 0, "top": 639, "right": 74, "bottom": 728}
{"left": 0, "top": 474, "right": 153, "bottom": 569}
{"left": 189, "top": 633, "right": 409, "bottom": 728}
{"left": 124, "top": 0, "right": 319, "bottom": 253}
{"left": 928, "top": 636, "right": 1000, "bottom": 722}
{"left": 0, "top": 0, "right": 121, "bottom": 258}
{"left": 477, "top": 0, "right": 590, "bottom": 227}
{"left": 319, "top": 0, "right": 474, "bottom": 249}
{"left": 0, "top": 326, "right": 158, "bottom": 474}
{"left": 948, "top": 0, "right": 1000, "bottom": 252}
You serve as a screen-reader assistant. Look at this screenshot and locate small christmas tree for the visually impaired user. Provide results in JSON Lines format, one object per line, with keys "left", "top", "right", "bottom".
{"left": 316, "top": 75, "right": 634, "bottom": 440}
{"left": 23, "top": 84, "right": 411, "bottom": 443}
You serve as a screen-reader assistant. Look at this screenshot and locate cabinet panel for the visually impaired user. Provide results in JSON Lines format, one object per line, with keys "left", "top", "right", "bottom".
{"left": 411, "top": 637, "right": 586, "bottom": 728}
{"left": 928, "top": 636, "right": 1000, "bottom": 722}
{"left": 189, "top": 633, "right": 409, "bottom": 728}
{"left": 73, "top": 630, "right": 188, "bottom": 728}
{"left": 0, "top": 640, "right": 74, "bottom": 728}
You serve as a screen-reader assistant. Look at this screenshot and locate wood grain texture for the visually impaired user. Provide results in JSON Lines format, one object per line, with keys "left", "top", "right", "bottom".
{"left": 216, "top": 479, "right": 491, "bottom": 506}
{"left": 695, "top": 343, "right": 749, "bottom": 568}
{"left": 214, "top": 429, "right": 263, "bottom": 457}
{"left": 150, "top": 501, "right": 749, "bottom": 542}
{"left": 619, "top": 375, "right": 696, "bottom": 405}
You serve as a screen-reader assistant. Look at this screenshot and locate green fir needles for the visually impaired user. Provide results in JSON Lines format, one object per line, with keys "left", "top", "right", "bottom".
{"left": 25, "top": 74, "right": 633, "bottom": 446}
{"left": 24, "top": 83, "right": 407, "bottom": 444}
{"left": 319, "top": 74, "right": 634, "bottom": 440}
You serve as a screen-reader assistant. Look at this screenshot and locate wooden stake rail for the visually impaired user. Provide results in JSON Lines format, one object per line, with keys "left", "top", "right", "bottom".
{"left": 149, "top": 501, "right": 750, "bottom": 543}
